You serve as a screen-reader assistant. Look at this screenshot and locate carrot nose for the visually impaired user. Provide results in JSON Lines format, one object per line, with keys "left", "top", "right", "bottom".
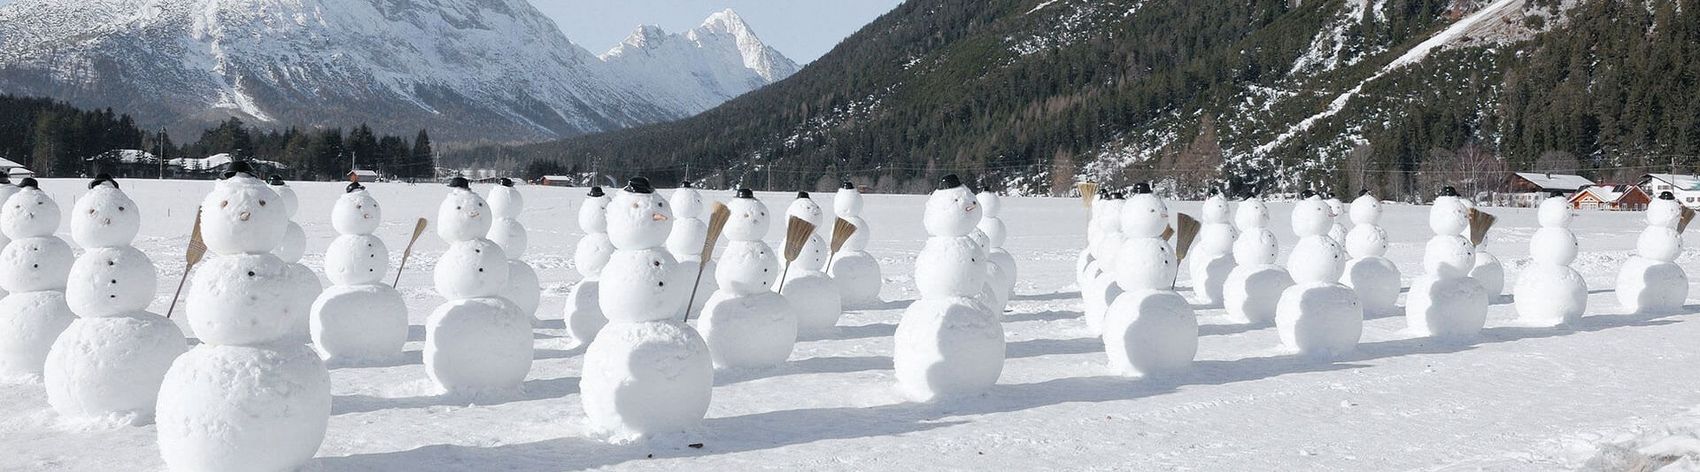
{"left": 651, "top": 212, "right": 668, "bottom": 222}
{"left": 239, "top": 211, "right": 251, "bottom": 221}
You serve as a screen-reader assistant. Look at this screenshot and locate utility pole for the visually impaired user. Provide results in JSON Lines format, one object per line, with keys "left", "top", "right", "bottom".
{"left": 158, "top": 128, "right": 166, "bottom": 180}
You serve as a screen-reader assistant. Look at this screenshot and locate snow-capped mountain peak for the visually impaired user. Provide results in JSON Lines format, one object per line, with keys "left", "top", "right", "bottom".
{"left": 690, "top": 8, "right": 796, "bottom": 82}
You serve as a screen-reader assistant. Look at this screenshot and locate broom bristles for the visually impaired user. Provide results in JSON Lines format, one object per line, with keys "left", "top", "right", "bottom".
{"left": 830, "top": 218, "right": 857, "bottom": 254}
{"left": 1161, "top": 224, "right": 1174, "bottom": 241}
{"left": 1173, "top": 213, "right": 1202, "bottom": 262}
{"left": 1077, "top": 182, "right": 1099, "bottom": 208}
{"left": 1681, "top": 207, "right": 1697, "bottom": 234}
{"left": 783, "top": 216, "right": 816, "bottom": 262}
{"left": 1467, "top": 208, "right": 1497, "bottom": 246}
{"left": 185, "top": 210, "right": 207, "bottom": 267}
{"left": 701, "top": 203, "right": 731, "bottom": 260}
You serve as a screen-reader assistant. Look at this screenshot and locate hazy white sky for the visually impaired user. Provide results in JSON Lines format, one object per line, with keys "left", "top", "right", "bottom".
{"left": 0, "top": 0, "right": 903, "bottom": 63}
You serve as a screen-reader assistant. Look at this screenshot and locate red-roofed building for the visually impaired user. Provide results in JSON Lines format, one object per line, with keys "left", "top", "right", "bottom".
{"left": 1569, "top": 184, "right": 1650, "bottom": 211}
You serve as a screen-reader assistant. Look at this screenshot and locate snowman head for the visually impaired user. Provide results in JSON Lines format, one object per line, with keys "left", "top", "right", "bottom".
{"left": 834, "top": 181, "right": 863, "bottom": 218}
{"left": 71, "top": 175, "right": 141, "bottom": 248}
{"left": 1536, "top": 193, "right": 1572, "bottom": 228}
{"left": 668, "top": 181, "right": 706, "bottom": 220}
{"left": 1429, "top": 187, "right": 1470, "bottom": 236}
{"left": 198, "top": 167, "right": 289, "bottom": 254}
{"left": 978, "top": 190, "right": 1003, "bottom": 219}
{"left": 787, "top": 192, "right": 825, "bottom": 227}
{"left": 436, "top": 178, "right": 492, "bottom": 242}
{"left": 606, "top": 177, "right": 673, "bottom": 250}
{"left": 332, "top": 182, "right": 383, "bottom": 235}
{"left": 724, "top": 189, "right": 770, "bottom": 241}
{"left": 1, "top": 179, "right": 61, "bottom": 240}
{"left": 1201, "top": 190, "right": 1230, "bottom": 224}
{"left": 1292, "top": 194, "right": 1332, "bottom": 237}
{"left": 1325, "top": 196, "right": 1345, "bottom": 219}
{"left": 1349, "top": 190, "right": 1381, "bottom": 225}
{"left": 487, "top": 178, "right": 524, "bottom": 219}
{"left": 1120, "top": 183, "right": 1169, "bottom": 239}
{"left": 923, "top": 175, "right": 979, "bottom": 237}
{"left": 1234, "top": 196, "right": 1269, "bottom": 230}
{"left": 1093, "top": 194, "right": 1125, "bottom": 236}
{"left": 1648, "top": 192, "right": 1681, "bottom": 228}
{"left": 266, "top": 175, "right": 299, "bottom": 217}
{"left": 578, "top": 187, "right": 611, "bottom": 234}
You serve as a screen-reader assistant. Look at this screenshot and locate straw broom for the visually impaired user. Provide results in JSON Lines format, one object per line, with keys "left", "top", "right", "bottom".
{"left": 823, "top": 217, "right": 858, "bottom": 273}
{"left": 1681, "top": 207, "right": 1697, "bottom": 234}
{"left": 776, "top": 216, "right": 817, "bottom": 293}
{"left": 1168, "top": 213, "right": 1201, "bottom": 290}
{"left": 166, "top": 209, "right": 208, "bottom": 319}
{"left": 1076, "top": 182, "right": 1100, "bottom": 208}
{"left": 682, "top": 203, "right": 731, "bottom": 321}
{"left": 1467, "top": 208, "right": 1497, "bottom": 247}
{"left": 394, "top": 218, "right": 429, "bottom": 288}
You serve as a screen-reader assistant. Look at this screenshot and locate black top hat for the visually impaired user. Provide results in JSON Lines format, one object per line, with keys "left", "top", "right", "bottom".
{"left": 447, "top": 177, "right": 470, "bottom": 190}
{"left": 1133, "top": 182, "right": 1152, "bottom": 194}
{"left": 499, "top": 178, "right": 514, "bottom": 187}
{"left": 267, "top": 174, "right": 285, "bottom": 186}
{"left": 1440, "top": 186, "right": 1459, "bottom": 197}
{"left": 1109, "top": 192, "right": 1126, "bottom": 200}
{"left": 1359, "top": 189, "right": 1371, "bottom": 197}
{"left": 0, "top": 174, "right": 11, "bottom": 185}
{"left": 220, "top": 161, "right": 255, "bottom": 180}
{"left": 88, "top": 173, "right": 118, "bottom": 189}
{"left": 346, "top": 182, "right": 365, "bottom": 193}
{"left": 588, "top": 186, "right": 605, "bottom": 198}
{"left": 18, "top": 178, "right": 38, "bottom": 189}
{"left": 1207, "top": 187, "right": 1221, "bottom": 196}
{"left": 1096, "top": 188, "right": 1110, "bottom": 198}
{"left": 1550, "top": 190, "right": 1566, "bottom": 198}
{"left": 679, "top": 180, "right": 693, "bottom": 189}
{"left": 1661, "top": 191, "right": 1676, "bottom": 200}
{"left": 1301, "top": 190, "right": 1316, "bottom": 199}
{"left": 938, "top": 174, "right": 963, "bottom": 190}
{"left": 840, "top": 181, "right": 855, "bottom": 190}
{"left": 735, "top": 188, "right": 755, "bottom": 199}
{"left": 624, "top": 177, "right": 654, "bottom": 194}
{"left": 796, "top": 191, "right": 810, "bottom": 199}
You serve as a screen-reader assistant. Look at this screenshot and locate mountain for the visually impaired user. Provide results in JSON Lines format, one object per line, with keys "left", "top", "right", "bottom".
{"left": 458, "top": 0, "right": 1700, "bottom": 198}
{"left": 0, "top": 1, "right": 796, "bottom": 142}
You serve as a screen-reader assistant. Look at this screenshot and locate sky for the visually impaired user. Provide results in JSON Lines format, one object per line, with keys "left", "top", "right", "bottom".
{"left": 0, "top": 0, "right": 904, "bottom": 64}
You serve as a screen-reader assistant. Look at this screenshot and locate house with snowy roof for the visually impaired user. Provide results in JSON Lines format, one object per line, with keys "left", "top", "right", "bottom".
{"left": 0, "top": 157, "right": 31, "bottom": 178}
{"left": 1639, "top": 174, "right": 1700, "bottom": 208}
{"left": 1506, "top": 172, "right": 1594, "bottom": 207}
{"left": 1569, "top": 184, "right": 1650, "bottom": 211}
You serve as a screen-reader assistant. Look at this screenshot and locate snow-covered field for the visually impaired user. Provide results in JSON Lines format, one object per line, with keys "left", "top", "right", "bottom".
{"left": 4, "top": 178, "right": 1699, "bottom": 470}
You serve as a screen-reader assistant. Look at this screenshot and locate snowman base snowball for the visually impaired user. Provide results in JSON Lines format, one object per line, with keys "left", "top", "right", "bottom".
{"left": 829, "top": 251, "right": 883, "bottom": 307}
{"left": 1103, "top": 290, "right": 1197, "bottom": 377}
{"left": 1275, "top": 283, "right": 1364, "bottom": 359}
{"left": 156, "top": 342, "right": 330, "bottom": 472}
{"left": 698, "top": 291, "right": 797, "bottom": 368}
{"left": 1405, "top": 275, "right": 1488, "bottom": 338}
{"left": 0, "top": 290, "right": 76, "bottom": 382}
{"left": 45, "top": 312, "right": 186, "bottom": 422}
{"left": 311, "top": 284, "right": 408, "bottom": 365}
{"left": 1341, "top": 256, "right": 1401, "bottom": 317}
{"left": 424, "top": 297, "right": 534, "bottom": 396}
{"left": 1513, "top": 264, "right": 1588, "bottom": 327}
{"left": 892, "top": 298, "right": 1004, "bottom": 402}
{"left": 1223, "top": 265, "right": 1293, "bottom": 325}
{"left": 1616, "top": 257, "right": 1688, "bottom": 314}
{"left": 579, "top": 320, "right": 713, "bottom": 442}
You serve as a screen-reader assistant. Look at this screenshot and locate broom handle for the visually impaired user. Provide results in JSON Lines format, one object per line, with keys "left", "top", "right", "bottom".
{"left": 824, "top": 249, "right": 838, "bottom": 273}
{"left": 777, "top": 262, "right": 792, "bottom": 292}
{"left": 682, "top": 261, "right": 710, "bottom": 322}
{"left": 166, "top": 269, "right": 191, "bottom": 319}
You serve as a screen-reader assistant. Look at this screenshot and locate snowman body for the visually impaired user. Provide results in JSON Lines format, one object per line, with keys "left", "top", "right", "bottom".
{"left": 0, "top": 182, "right": 19, "bottom": 299}
{"left": 487, "top": 183, "right": 541, "bottom": 322}
{"left": 581, "top": 182, "right": 713, "bottom": 441}
{"left": 1405, "top": 196, "right": 1489, "bottom": 338}
{"left": 45, "top": 180, "right": 186, "bottom": 422}
{"left": 0, "top": 183, "right": 76, "bottom": 382}
{"left": 565, "top": 191, "right": 615, "bottom": 346}
{"left": 310, "top": 186, "right": 408, "bottom": 364}
{"left": 269, "top": 180, "right": 321, "bottom": 343}
{"left": 1456, "top": 199, "right": 1505, "bottom": 297}
{"left": 977, "top": 191, "right": 1018, "bottom": 313}
{"left": 1340, "top": 194, "right": 1402, "bottom": 316}
{"left": 157, "top": 173, "right": 330, "bottom": 472}
{"left": 665, "top": 185, "right": 718, "bottom": 318}
{"left": 1223, "top": 197, "right": 1294, "bottom": 325}
{"left": 1515, "top": 196, "right": 1588, "bottom": 326}
{"left": 1189, "top": 194, "right": 1237, "bottom": 306}
{"left": 829, "top": 186, "right": 883, "bottom": 307}
{"left": 1274, "top": 196, "right": 1363, "bottom": 359}
{"left": 1081, "top": 197, "right": 1125, "bottom": 334}
{"left": 1076, "top": 197, "right": 1108, "bottom": 287}
{"left": 1103, "top": 192, "right": 1197, "bottom": 377}
{"left": 893, "top": 182, "right": 1004, "bottom": 401}
{"left": 778, "top": 195, "right": 842, "bottom": 338}
{"left": 425, "top": 184, "right": 532, "bottom": 395}
{"left": 699, "top": 196, "right": 798, "bottom": 365}
{"left": 1616, "top": 197, "right": 1689, "bottom": 313}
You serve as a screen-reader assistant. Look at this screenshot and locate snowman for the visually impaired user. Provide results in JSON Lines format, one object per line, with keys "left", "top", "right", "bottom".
{"left": 45, "top": 175, "right": 186, "bottom": 422}
{"left": 310, "top": 182, "right": 408, "bottom": 364}
{"left": 698, "top": 189, "right": 797, "bottom": 366}
{"left": 1274, "top": 193, "right": 1363, "bottom": 358}
{"left": 156, "top": 163, "right": 329, "bottom": 472}
{"left": 488, "top": 178, "right": 541, "bottom": 323}
{"left": 778, "top": 191, "right": 843, "bottom": 338}
{"left": 0, "top": 175, "right": 19, "bottom": 299}
{"left": 1080, "top": 192, "right": 1126, "bottom": 334}
{"left": 829, "top": 181, "right": 882, "bottom": 307}
{"left": 564, "top": 187, "right": 615, "bottom": 346}
{"left": 268, "top": 175, "right": 321, "bottom": 343}
{"left": 1188, "top": 189, "right": 1237, "bottom": 306}
{"left": 1406, "top": 187, "right": 1488, "bottom": 338}
{"left": 666, "top": 181, "right": 717, "bottom": 318}
{"left": 0, "top": 178, "right": 76, "bottom": 382}
{"left": 893, "top": 174, "right": 1004, "bottom": 401}
{"left": 1456, "top": 197, "right": 1505, "bottom": 298}
{"left": 1616, "top": 191, "right": 1689, "bottom": 314}
{"left": 425, "top": 177, "right": 533, "bottom": 395}
{"left": 1222, "top": 195, "right": 1294, "bottom": 324}
{"left": 977, "top": 186, "right": 1018, "bottom": 312}
{"left": 1103, "top": 183, "right": 1196, "bottom": 376}
{"left": 1075, "top": 188, "right": 1112, "bottom": 288}
{"left": 581, "top": 177, "right": 712, "bottom": 441}
{"left": 1515, "top": 192, "right": 1588, "bottom": 326}
{"left": 1324, "top": 193, "right": 1348, "bottom": 245}
{"left": 1340, "top": 190, "right": 1402, "bottom": 316}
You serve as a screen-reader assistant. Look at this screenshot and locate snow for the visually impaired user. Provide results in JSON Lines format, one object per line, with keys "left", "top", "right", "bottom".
{"left": 1515, "top": 172, "right": 1596, "bottom": 192}
{"left": 3, "top": 178, "right": 1700, "bottom": 469}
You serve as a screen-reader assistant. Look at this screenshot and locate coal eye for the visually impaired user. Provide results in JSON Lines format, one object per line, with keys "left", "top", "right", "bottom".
{"left": 259, "top": 200, "right": 267, "bottom": 206}
{"left": 456, "top": 206, "right": 462, "bottom": 210}
{"left": 87, "top": 209, "right": 95, "bottom": 214}
{"left": 658, "top": 202, "right": 665, "bottom": 207}
{"left": 220, "top": 201, "right": 229, "bottom": 208}
{"left": 118, "top": 207, "right": 125, "bottom": 211}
